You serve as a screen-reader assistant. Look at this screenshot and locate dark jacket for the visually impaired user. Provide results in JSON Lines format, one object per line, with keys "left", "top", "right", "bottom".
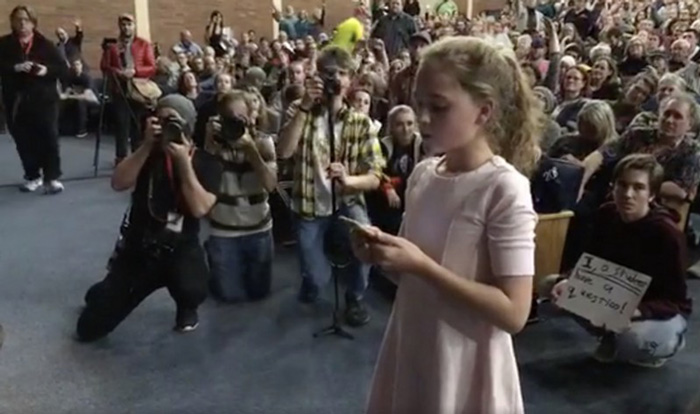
{"left": 57, "top": 29, "right": 83, "bottom": 64}
{"left": 371, "top": 12, "right": 417, "bottom": 59}
{"left": 0, "top": 31, "right": 67, "bottom": 116}
{"left": 586, "top": 203, "right": 692, "bottom": 320}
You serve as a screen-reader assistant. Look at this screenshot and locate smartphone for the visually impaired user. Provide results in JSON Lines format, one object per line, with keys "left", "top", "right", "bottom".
{"left": 338, "top": 216, "right": 374, "bottom": 236}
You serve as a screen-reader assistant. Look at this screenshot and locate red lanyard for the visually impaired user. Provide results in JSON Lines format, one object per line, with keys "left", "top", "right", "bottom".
{"left": 20, "top": 35, "right": 33, "bottom": 57}
{"left": 163, "top": 149, "right": 195, "bottom": 210}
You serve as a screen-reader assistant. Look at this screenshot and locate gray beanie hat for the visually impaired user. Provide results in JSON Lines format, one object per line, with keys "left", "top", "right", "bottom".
{"left": 533, "top": 86, "right": 556, "bottom": 115}
{"left": 156, "top": 94, "right": 197, "bottom": 135}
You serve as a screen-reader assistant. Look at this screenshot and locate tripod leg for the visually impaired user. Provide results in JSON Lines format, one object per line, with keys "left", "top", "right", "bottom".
{"left": 93, "top": 79, "right": 108, "bottom": 176}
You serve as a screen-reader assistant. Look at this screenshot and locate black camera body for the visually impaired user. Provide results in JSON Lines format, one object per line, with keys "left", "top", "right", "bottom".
{"left": 160, "top": 115, "right": 186, "bottom": 145}
{"left": 322, "top": 75, "right": 342, "bottom": 97}
{"left": 215, "top": 114, "right": 247, "bottom": 146}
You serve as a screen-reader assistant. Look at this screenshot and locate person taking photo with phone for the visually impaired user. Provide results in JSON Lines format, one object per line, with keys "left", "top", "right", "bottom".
{"left": 0, "top": 5, "right": 67, "bottom": 194}
{"left": 76, "top": 95, "right": 222, "bottom": 342}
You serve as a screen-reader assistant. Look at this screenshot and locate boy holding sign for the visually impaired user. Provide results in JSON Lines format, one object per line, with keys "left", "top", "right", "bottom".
{"left": 546, "top": 154, "right": 691, "bottom": 368}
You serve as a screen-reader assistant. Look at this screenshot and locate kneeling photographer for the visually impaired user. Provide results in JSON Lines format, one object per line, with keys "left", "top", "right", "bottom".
{"left": 77, "top": 95, "right": 222, "bottom": 342}
{"left": 204, "top": 91, "right": 278, "bottom": 302}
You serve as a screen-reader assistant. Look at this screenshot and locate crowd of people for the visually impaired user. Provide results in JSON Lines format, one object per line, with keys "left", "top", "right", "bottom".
{"left": 1, "top": 0, "right": 699, "bottom": 411}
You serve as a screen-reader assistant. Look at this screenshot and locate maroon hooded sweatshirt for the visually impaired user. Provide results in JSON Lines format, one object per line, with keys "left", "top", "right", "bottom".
{"left": 584, "top": 202, "right": 692, "bottom": 320}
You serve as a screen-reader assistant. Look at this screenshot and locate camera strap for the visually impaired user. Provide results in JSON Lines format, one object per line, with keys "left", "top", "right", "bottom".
{"left": 147, "top": 149, "right": 194, "bottom": 223}
{"left": 163, "top": 148, "right": 195, "bottom": 211}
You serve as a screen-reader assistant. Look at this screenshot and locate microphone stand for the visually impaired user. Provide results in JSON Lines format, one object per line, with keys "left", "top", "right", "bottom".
{"left": 313, "top": 84, "right": 354, "bottom": 341}
{"left": 93, "top": 69, "right": 109, "bottom": 176}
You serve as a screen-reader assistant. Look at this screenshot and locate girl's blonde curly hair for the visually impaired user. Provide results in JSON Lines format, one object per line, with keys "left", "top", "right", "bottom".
{"left": 419, "top": 37, "right": 544, "bottom": 177}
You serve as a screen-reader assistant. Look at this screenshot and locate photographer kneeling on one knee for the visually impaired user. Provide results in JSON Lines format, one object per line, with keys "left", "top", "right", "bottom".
{"left": 76, "top": 95, "right": 222, "bottom": 342}
{"left": 204, "top": 91, "right": 278, "bottom": 302}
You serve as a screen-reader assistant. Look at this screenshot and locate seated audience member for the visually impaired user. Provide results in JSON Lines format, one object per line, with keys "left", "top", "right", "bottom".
{"left": 153, "top": 57, "right": 178, "bottom": 95}
{"left": 581, "top": 93, "right": 700, "bottom": 205}
{"left": 545, "top": 154, "right": 691, "bottom": 368}
{"left": 193, "top": 73, "right": 234, "bottom": 147}
{"left": 177, "top": 71, "right": 200, "bottom": 104}
{"left": 350, "top": 88, "right": 382, "bottom": 135}
{"left": 549, "top": 100, "right": 617, "bottom": 161}
{"left": 588, "top": 56, "right": 622, "bottom": 101}
{"left": 204, "top": 91, "right": 277, "bottom": 302}
{"left": 172, "top": 30, "right": 203, "bottom": 57}
{"left": 366, "top": 105, "right": 423, "bottom": 236}
{"left": 553, "top": 65, "right": 590, "bottom": 132}
{"left": 617, "top": 36, "right": 648, "bottom": 79}
{"left": 60, "top": 58, "right": 94, "bottom": 138}
{"left": 533, "top": 86, "right": 562, "bottom": 151}
{"left": 56, "top": 19, "right": 83, "bottom": 66}
{"left": 638, "top": 73, "right": 688, "bottom": 119}
{"left": 610, "top": 70, "right": 658, "bottom": 133}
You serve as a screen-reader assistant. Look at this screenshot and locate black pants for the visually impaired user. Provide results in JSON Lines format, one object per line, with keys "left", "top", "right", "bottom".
{"left": 113, "top": 93, "right": 144, "bottom": 160}
{"left": 8, "top": 100, "right": 61, "bottom": 182}
{"left": 60, "top": 99, "right": 88, "bottom": 136}
{"left": 76, "top": 243, "right": 209, "bottom": 342}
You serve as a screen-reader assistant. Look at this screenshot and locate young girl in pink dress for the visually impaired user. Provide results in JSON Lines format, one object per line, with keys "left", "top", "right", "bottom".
{"left": 351, "top": 37, "right": 543, "bottom": 414}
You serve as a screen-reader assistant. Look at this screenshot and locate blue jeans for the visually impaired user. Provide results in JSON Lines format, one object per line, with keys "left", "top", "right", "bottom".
{"left": 205, "top": 230, "right": 274, "bottom": 302}
{"left": 576, "top": 314, "right": 688, "bottom": 363}
{"left": 295, "top": 203, "right": 371, "bottom": 301}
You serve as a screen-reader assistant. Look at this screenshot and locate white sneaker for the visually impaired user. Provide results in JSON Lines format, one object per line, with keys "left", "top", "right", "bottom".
{"left": 44, "top": 180, "right": 64, "bottom": 195}
{"left": 19, "top": 178, "right": 43, "bottom": 192}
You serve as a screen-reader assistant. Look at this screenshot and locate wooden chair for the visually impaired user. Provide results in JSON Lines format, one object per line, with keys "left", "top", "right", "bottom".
{"left": 534, "top": 211, "right": 574, "bottom": 287}
{"left": 660, "top": 196, "right": 693, "bottom": 233}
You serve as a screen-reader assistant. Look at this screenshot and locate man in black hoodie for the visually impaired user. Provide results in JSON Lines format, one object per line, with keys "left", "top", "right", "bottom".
{"left": 547, "top": 154, "right": 691, "bottom": 368}
{"left": 0, "top": 5, "right": 67, "bottom": 194}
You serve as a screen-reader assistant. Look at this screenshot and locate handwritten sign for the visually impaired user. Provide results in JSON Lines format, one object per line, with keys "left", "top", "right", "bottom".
{"left": 556, "top": 253, "right": 652, "bottom": 333}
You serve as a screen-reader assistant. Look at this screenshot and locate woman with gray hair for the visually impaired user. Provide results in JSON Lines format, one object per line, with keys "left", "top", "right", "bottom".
{"left": 632, "top": 73, "right": 689, "bottom": 128}
{"left": 548, "top": 100, "right": 617, "bottom": 162}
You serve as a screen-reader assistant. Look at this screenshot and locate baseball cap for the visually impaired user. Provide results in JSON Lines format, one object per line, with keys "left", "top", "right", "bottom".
{"left": 118, "top": 13, "right": 135, "bottom": 23}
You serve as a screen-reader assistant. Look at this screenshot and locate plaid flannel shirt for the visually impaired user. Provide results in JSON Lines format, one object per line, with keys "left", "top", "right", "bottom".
{"left": 286, "top": 101, "right": 385, "bottom": 217}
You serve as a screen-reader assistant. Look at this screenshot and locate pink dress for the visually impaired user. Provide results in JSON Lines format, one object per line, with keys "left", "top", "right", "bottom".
{"left": 366, "top": 156, "right": 537, "bottom": 414}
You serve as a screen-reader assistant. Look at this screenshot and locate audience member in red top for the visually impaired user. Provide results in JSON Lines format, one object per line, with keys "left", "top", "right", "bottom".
{"left": 100, "top": 13, "right": 156, "bottom": 164}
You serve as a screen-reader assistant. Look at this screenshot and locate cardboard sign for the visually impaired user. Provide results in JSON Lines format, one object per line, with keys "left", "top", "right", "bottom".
{"left": 556, "top": 253, "right": 652, "bottom": 333}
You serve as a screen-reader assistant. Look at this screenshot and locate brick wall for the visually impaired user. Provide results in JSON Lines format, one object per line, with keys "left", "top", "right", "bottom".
{"left": 0, "top": 0, "right": 507, "bottom": 69}
{"left": 0, "top": 0, "right": 134, "bottom": 69}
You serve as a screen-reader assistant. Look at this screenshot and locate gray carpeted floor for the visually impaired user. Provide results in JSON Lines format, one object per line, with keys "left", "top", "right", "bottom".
{"left": 0, "top": 135, "right": 698, "bottom": 414}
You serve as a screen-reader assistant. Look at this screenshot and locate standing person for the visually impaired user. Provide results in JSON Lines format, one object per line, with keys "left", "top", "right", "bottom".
{"left": 76, "top": 95, "right": 222, "bottom": 341}
{"left": 100, "top": 13, "right": 156, "bottom": 165}
{"left": 351, "top": 37, "right": 541, "bottom": 413}
{"left": 55, "top": 18, "right": 82, "bottom": 66}
{"left": 371, "top": 0, "right": 418, "bottom": 59}
{"left": 277, "top": 46, "right": 385, "bottom": 326}
{"left": 205, "top": 11, "right": 226, "bottom": 57}
{"left": 0, "top": 5, "right": 67, "bottom": 194}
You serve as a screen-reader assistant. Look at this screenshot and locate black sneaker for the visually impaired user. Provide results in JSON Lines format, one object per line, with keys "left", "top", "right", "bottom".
{"left": 298, "top": 279, "right": 319, "bottom": 304}
{"left": 345, "top": 296, "right": 370, "bottom": 327}
{"left": 593, "top": 334, "right": 617, "bottom": 363}
{"left": 174, "top": 308, "right": 199, "bottom": 333}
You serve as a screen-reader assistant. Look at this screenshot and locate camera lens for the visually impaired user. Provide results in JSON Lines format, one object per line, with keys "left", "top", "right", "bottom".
{"left": 218, "top": 115, "right": 246, "bottom": 144}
